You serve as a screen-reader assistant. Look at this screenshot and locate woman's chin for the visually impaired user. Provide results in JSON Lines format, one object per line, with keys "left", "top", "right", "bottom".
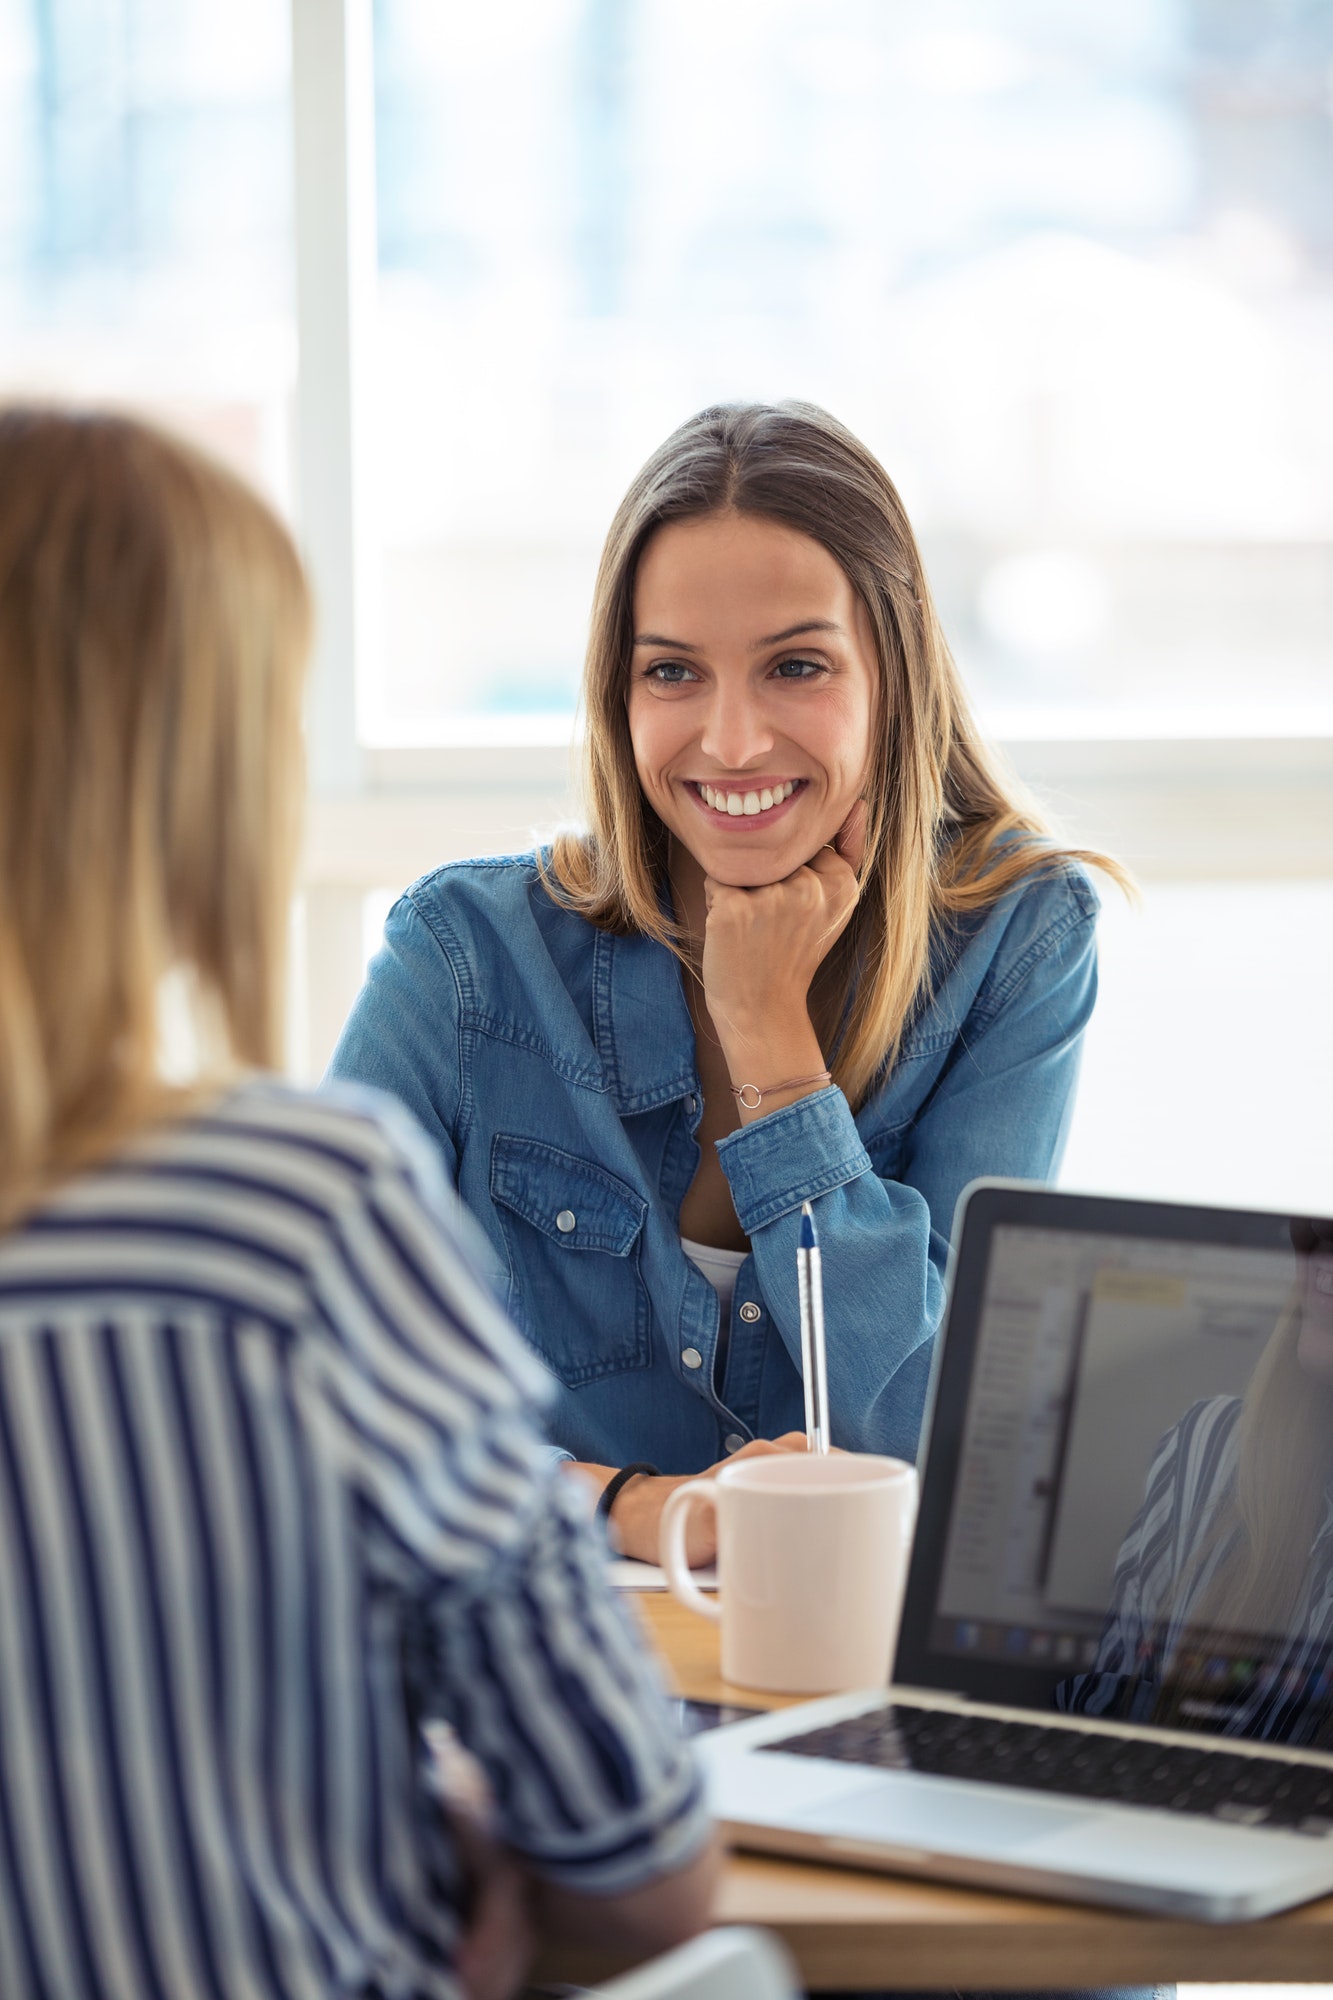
{"left": 688, "top": 839, "right": 800, "bottom": 889}
{"left": 707, "top": 863, "right": 790, "bottom": 888}
{"left": 683, "top": 829, "right": 837, "bottom": 889}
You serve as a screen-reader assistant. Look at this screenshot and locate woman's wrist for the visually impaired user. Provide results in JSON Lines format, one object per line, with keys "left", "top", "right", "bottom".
{"left": 717, "top": 1019, "right": 830, "bottom": 1124}
{"left": 610, "top": 1471, "right": 671, "bottom": 1562}
{"left": 598, "top": 1462, "right": 659, "bottom": 1521}
{"left": 568, "top": 1462, "right": 663, "bottom": 1558}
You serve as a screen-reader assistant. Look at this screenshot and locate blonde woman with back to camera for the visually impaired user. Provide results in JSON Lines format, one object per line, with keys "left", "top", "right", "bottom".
{"left": 0, "top": 408, "right": 715, "bottom": 2000}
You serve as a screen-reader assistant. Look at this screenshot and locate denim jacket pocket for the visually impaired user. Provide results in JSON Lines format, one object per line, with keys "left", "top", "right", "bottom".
{"left": 490, "top": 1133, "right": 652, "bottom": 1387}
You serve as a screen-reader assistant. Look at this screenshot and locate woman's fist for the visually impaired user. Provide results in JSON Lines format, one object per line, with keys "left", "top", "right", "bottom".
{"left": 701, "top": 799, "right": 866, "bottom": 1043}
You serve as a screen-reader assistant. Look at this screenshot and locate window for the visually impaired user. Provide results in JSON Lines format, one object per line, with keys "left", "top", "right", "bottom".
{"left": 370, "top": 0, "right": 1333, "bottom": 742}
{"left": 1063, "top": 879, "right": 1333, "bottom": 1215}
{"left": 0, "top": 0, "right": 294, "bottom": 503}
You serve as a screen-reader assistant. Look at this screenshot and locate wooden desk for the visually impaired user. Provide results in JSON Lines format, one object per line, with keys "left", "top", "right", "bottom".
{"left": 551, "top": 1592, "right": 1333, "bottom": 1991}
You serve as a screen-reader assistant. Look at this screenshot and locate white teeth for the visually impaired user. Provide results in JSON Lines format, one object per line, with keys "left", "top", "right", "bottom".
{"left": 698, "top": 780, "right": 798, "bottom": 815}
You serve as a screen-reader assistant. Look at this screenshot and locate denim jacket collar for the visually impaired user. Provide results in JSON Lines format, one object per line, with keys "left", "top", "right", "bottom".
{"left": 592, "top": 923, "right": 699, "bottom": 1117}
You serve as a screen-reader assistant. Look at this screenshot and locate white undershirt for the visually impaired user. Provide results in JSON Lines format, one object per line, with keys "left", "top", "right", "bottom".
{"left": 681, "top": 1236, "right": 747, "bottom": 1318}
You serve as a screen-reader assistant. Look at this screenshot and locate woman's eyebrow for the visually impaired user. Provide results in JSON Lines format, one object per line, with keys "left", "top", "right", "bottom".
{"left": 631, "top": 619, "right": 843, "bottom": 651}
{"left": 751, "top": 619, "right": 842, "bottom": 649}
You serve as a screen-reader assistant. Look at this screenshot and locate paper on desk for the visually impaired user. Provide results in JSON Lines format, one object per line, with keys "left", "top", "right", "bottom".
{"left": 608, "top": 1558, "right": 717, "bottom": 1591}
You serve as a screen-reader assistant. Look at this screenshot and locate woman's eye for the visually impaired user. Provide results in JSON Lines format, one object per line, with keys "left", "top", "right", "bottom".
{"left": 772, "top": 656, "right": 825, "bottom": 681}
{"left": 647, "top": 661, "right": 698, "bottom": 685}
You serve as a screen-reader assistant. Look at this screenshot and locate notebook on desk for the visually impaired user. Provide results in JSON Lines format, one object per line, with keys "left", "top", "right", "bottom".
{"left": 609, "top": 1558, "right": 718, "bottom": 1591}
{"left": 699, "top": 1181, "right": 1333, "bottom": 1921}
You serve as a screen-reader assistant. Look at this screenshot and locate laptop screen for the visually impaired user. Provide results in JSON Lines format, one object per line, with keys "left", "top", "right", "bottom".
{"left": 896, "top": 1185, "right": 1333, "bottom": 1749}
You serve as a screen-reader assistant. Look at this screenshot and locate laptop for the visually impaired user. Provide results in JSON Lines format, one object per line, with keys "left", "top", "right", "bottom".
{"left": 698, "top": 1181, "right": 1333, "bottom": 1920}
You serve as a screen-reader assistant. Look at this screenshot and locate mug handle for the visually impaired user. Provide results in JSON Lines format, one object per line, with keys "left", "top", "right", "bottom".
{"left": 659, "top": 1479, "right": 722, "bottom": 1622}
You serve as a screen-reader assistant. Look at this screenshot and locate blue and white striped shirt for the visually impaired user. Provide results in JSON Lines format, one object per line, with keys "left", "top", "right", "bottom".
{"left": 0, "top": 1078, "right": 707, "bottom": 1999}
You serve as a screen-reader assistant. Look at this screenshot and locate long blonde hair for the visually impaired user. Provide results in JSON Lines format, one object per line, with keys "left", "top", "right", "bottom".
{"left": 0, "top": 408, "right": 311, "bottom": 1224}
{"left": 544, "top": 401, "right": 1127, "bottom": 1108}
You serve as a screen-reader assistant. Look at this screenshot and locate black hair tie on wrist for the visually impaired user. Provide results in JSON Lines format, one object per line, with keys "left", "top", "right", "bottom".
{"left": 598, "top": 1462, "right": 660, "bottom": 1520}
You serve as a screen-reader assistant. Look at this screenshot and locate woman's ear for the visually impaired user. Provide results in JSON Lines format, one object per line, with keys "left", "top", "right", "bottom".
{"left": 833, "top": 797, "right": 869, "bottom": 876}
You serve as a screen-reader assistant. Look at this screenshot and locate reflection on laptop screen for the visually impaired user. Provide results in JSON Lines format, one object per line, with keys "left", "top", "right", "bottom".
{"left": 913, "top": 1204, "right": 1333, "bottom": 1747}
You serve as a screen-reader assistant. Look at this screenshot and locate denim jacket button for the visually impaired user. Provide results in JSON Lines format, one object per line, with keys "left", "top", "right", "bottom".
{"left": 724, "top": 1433, "right": 746, "bottom": 1454}
{"left": 681, "top": 1347, "right": 703, "bottom": 1370}
{"left": 738, "top": 1301, "right": 761, "bottom": 1323}
{"left": 555, "top": 1209, "right": 577, "bottom": 1233}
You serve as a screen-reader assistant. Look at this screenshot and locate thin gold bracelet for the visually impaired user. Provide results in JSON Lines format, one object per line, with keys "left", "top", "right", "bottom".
{"left": 730, "top": 1070, "right": 832, "bottom": 1111}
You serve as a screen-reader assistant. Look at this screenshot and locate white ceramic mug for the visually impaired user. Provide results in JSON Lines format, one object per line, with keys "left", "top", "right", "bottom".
{"left": 659, "top": 1452, "right": 917, "bottom": 1695}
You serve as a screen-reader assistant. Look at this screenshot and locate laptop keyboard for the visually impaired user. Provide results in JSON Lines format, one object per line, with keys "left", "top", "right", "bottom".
{"left": 763, "top": 1706, "right": 1333, "bottom": 1834}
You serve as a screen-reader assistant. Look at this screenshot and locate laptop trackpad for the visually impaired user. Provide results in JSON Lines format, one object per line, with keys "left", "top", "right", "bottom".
{"left": 802, "top": 1773, "right": 1091, "bottom": 1855}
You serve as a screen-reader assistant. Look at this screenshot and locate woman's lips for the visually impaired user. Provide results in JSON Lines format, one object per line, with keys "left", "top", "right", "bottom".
{"left": 687, "top": 778, "right": 806, "bottom": 826}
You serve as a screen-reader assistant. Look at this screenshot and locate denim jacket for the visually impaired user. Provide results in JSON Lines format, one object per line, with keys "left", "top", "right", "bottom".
{"left": 327, "top": 852, "right": 1098, "bottom": 1471}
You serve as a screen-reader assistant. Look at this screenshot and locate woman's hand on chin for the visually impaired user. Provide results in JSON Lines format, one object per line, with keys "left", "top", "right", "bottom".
{"left": 700, "top": 800, "right": 867, "bottom": 1108}
{"left": 581, "top": 1435, "right": 810, "bottom": 1568}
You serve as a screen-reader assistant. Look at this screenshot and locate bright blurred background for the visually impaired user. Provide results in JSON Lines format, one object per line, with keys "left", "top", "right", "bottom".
{"left": 1, "top": 0, "right": 1330, "bottom": 1227}
{"left": 368, "top": 0, "right": 1333, "bottom": 743}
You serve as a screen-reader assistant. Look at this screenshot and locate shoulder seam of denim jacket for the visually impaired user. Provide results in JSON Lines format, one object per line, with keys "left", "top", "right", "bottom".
{"left": 404, "top": 850, "right": 546, "bottom": 926}
{"left": 404, "top": 865, "right": 614, "bottom": 1092}
{"left": 403, "top": 876, "right": 482, "bottom": 1015}
{"left": 880, "top": 874, "right": 1084, "bottom": 1068}
{"left": 967, "top": 880, "right": 1098, "bottom": 1032}
{"left": 409, "top": 849, "right": 542, "bottom": 885}
{"left": 980, "top": 844, "right": 1101, "bottom": 917}
{"left": 385, "top": 886, "right": 476, "bottom": 1150}
{"left": 971, "top": 897, "right": 1096, "bottom": 1031}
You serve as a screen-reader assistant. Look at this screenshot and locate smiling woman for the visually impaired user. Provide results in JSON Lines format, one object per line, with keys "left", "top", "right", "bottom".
{"left": 622, "top": 512, "right": 878, "bottom": 1251}
{"left": 328, "top": 401, "right": 1126, "bottom": 1563}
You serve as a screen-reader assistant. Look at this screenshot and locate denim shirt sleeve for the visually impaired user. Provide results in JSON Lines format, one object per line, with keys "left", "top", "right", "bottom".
{"left": 714, "top": 872, "right": 1099, "bottom": 1459}
{"left": 326, "top": 892, "right": 467, "bottom": 1185}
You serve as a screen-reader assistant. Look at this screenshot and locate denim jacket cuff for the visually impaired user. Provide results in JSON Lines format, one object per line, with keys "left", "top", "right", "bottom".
{"left": 714, "top": 1085, "right": 872, "bottom": 1233}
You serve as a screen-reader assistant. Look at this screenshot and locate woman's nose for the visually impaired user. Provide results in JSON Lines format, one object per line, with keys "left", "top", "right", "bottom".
{"left": 698, "top": 684, "right": 774, "bottom": 769}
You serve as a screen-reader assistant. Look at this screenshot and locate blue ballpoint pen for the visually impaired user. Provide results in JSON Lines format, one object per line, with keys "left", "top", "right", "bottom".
{"left": 797, "top": 1200, "right": 830, "bottom": 1454}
